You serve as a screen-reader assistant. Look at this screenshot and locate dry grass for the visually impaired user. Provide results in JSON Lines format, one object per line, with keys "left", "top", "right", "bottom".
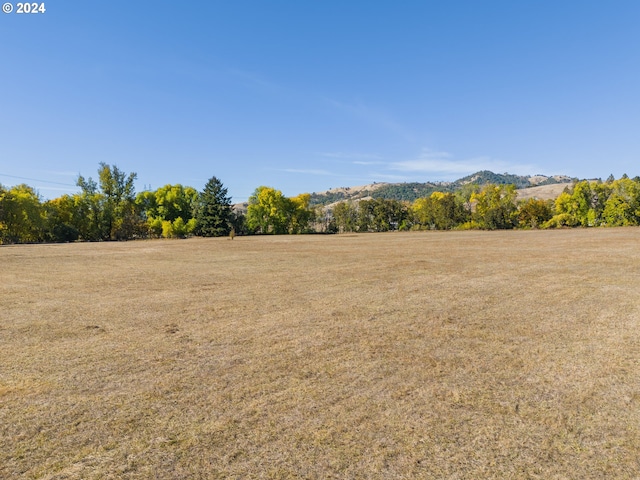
{"left": 516, "top": 183, "right": 569, "bottom": 201}
{"left": 2, "top": 229, "right": 640, "bottom": 479}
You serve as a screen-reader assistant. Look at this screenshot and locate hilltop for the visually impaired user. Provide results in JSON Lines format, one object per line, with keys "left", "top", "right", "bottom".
{"left": 307, "top": 171, "right": 575, "bottom": 206}
{"left": 232, "top": 171, "right": 575, "bottom": 213}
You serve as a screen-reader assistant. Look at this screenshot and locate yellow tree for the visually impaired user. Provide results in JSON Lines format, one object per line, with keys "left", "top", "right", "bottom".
{"left": 471, "top": 184, "right": 518, "bottom": 230}
{"left": 247, "top": 187, "right": 314, "bottom": 234}
{"left": 517, "top": 198, "right": 553, "bottom": 229}
{"left": 43, "top": 195, "right": 80, "bottom": 242}
{"left": 413, "top": 192, "right": 467, "bottom": 230}
{"left": 136, "top": 184, "right": 198, "bottom": 238}
{"left": 602, "top": 177, "right": 640, "bottom": 226}
{"left": 0, "top": 184, "right": 45, "bottom": 244}
{"left": 289, "top": 193, "right": 314, "bottom": 233}
{"left": 247, "top": 186, "right": 289, "bottom": 234}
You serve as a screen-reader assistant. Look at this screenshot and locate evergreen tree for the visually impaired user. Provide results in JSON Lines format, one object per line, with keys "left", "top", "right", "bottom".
{"left": 196, "top": 176, "right": 233, "bottom": 236}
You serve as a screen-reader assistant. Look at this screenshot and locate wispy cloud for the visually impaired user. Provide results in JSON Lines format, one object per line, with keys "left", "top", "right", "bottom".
{"left": 282, "top": 168, "right": 334, "bottom": 176}
{"left": 0, "top": 173, "right": 77, "bottom": 187}
{"left": 317, "top": 151, "right": 383, "bottom": 161}
{"left": 366, "top": 172, "right": 411, "bottom": 182}
{"left": 390, "top": 149, "right": 536, "bottom": 178}
{"left": 276, "top": 147, "right": 538, "bottom": 193}
{"left": 34, "top": 185, "right": 78, "bottom": 192}
{"left": 353, "top": 160, "right": 385, "bottom": 166}
{"left": 225, "top": 66, "right": 282, "bottom": 92}
{"left": 325, "top": 98, "right": 415, "bottom": 141}
{"left": 41, "top": 170, "right": 80, "bottom": 178}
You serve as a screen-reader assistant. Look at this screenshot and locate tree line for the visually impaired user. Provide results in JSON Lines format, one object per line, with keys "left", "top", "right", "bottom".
{"left": 2, "top": 164, "right": 640, "bottom": 244}
{"left": 0, "top": 164, "right": 237, "bottom": 244}
{"left": 331, "top": 175, "right": 640, "bottom": 232}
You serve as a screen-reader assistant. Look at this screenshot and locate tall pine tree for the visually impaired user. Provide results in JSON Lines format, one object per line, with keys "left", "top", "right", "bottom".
{"left": 196, "top": 176, "right": 233, "bottom": 237}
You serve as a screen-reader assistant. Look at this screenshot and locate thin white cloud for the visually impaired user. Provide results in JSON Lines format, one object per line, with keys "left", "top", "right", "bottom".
{"left": 353, "top": 160, "right": 385, "bottom": 166}
{"left": 367, "top": 172, "right": 410, "bottom": 182}
{"left": 225, "top": 66, "right": 281, "bottom": 92}
{"left": 390, "top": 149, "right": 536, "bottom": 177}
{"left": 41, "top": 170, "right": 80, "bottom": 177}
{"left": 325, "top": 98, "right": 415, "bottom": 141}
{"left": 317, "top": 152, "right": 383, "bottom": 161}
{"left": 282, "top": 168, "right": 334, "bottom": 176}
{"left": 34, "top": 185, "right": 78, "bottom": 192}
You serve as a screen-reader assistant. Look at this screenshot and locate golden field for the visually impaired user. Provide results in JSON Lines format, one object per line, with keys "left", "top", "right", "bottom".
{"left": 2, "top": 229, "right": 640, "bottom": 479}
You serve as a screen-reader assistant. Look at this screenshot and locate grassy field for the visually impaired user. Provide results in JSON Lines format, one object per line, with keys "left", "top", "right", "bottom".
{"left": 2, "top": 229, "right": 640, "bottom": 479}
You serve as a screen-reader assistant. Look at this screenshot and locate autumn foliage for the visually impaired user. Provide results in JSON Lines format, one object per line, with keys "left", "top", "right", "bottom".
{"left": 2, "top": 165, "right": 640, "bottom": 244}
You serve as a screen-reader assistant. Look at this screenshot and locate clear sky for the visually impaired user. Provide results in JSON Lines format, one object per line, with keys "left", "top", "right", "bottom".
{"left": 2, "top": 1, "right": 640, "bottom": 201}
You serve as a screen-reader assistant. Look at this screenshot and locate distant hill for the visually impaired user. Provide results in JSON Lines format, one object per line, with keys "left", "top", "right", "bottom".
{"left": 515, "top": 183, "right": 572, "bottom": 202}
{"left": 307, "top": 171, "right": 575, "bottom": 206}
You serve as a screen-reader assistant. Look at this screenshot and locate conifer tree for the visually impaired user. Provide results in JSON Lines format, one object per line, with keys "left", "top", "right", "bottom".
{"left": 196, "top": 176, "right": 232, "bottom": 236}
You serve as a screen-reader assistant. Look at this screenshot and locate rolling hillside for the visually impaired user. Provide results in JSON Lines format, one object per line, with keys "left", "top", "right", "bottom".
{"left": 308, "top": 171, "right": 575, "bottom": 206}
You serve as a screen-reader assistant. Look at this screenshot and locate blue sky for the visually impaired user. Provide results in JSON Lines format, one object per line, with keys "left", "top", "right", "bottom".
{"left": 1, "top": 1, "right": 640, "bottom": 201}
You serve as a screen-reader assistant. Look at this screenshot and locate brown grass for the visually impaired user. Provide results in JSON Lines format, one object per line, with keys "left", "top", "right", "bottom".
{"left": 2, "top": 229, "right": 640, "bottom": 479}
{"left": 516, "top": 183, "right": 569, "bottom": 201}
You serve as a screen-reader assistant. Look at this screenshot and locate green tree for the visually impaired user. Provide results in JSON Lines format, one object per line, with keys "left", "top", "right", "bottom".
{"left": 589, "top": 181, "right": 612, "bottom": 226}
{"left": 332, "top": 202, "right": 358, "bottom": 233}
{"left": 155, "top": 184, "right": 198, "bottom": 223}
{"left": 566, "top": 180, "right": 593, "bottom": 226}
{"left": 0, "top": 184, "right": 45, "bottom": 244}
{"left": 247, "top": 186, "right": 289, "bottom": 234}
{"left": 602, "top": 177, "right": 640, "bottom": 226}
{"left": 547, "top": 180, "right": 603, "bottom": 227}
{"left": 0, "top": 183, "right": 6, "bottom": 242}
{"left": 229, "top": 210, "right": 248, "bottom": 236}
{"left": 246, "top": 186, "right": 314, "bottom": 234}
{"left": 42, "top": 195, "right": 80, "bottom": 242}
{"left": 148, "top": 217, "right": 164, "bottom": 237}
{"left": 97, "top": 163, "right": 140, "bottom": 240}
{"left": 74, "top": 174, "right": 105, "bottom": 241}
{"left": 72, "top": 164, "right": 141, "bottom": 240}
{"left": 412, "top": 192, "right": 468, "bottom": 230}
{"left": 195, "top": 176, "right": 233, "bottom": 237}
{"left": 603, "top": 194, "right": 634, "bottom": 226}
{"left": 471, "top": 184, "right": 518, "bottom": 229}
{"left": 160, "top": 217, "right": 196, "bottom": 238}
{"left": 357, "top": 198, "right": 408, "bottom": 232}
{"left": 135, "top": 190, "right": 157, "bottom": 220}
{"left": 137, "top": 184, "right": 199, "bottom": 238}
{"left": 545, "top": 191, "right": 580, "bottom": 227}
{"left": 517, "top": 198, "right": 553, "bottom": 229}
{"left": 288, "top": 193, "right": 314, "bottom": 233}
{"left": 357, "top": 199, "right": 375, "bottom": 232}
{"left": 0, "top": 184, "right": 4, "bottom": 228}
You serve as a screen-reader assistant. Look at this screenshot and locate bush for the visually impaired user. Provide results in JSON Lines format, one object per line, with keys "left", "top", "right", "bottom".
{"left": 457, "top": 221, "right": 483, "bottom": 230}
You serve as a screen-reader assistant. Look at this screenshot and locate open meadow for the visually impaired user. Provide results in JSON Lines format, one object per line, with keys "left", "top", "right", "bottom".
{"left": 2, "top": 229, "right": 640, "bottom": 479}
